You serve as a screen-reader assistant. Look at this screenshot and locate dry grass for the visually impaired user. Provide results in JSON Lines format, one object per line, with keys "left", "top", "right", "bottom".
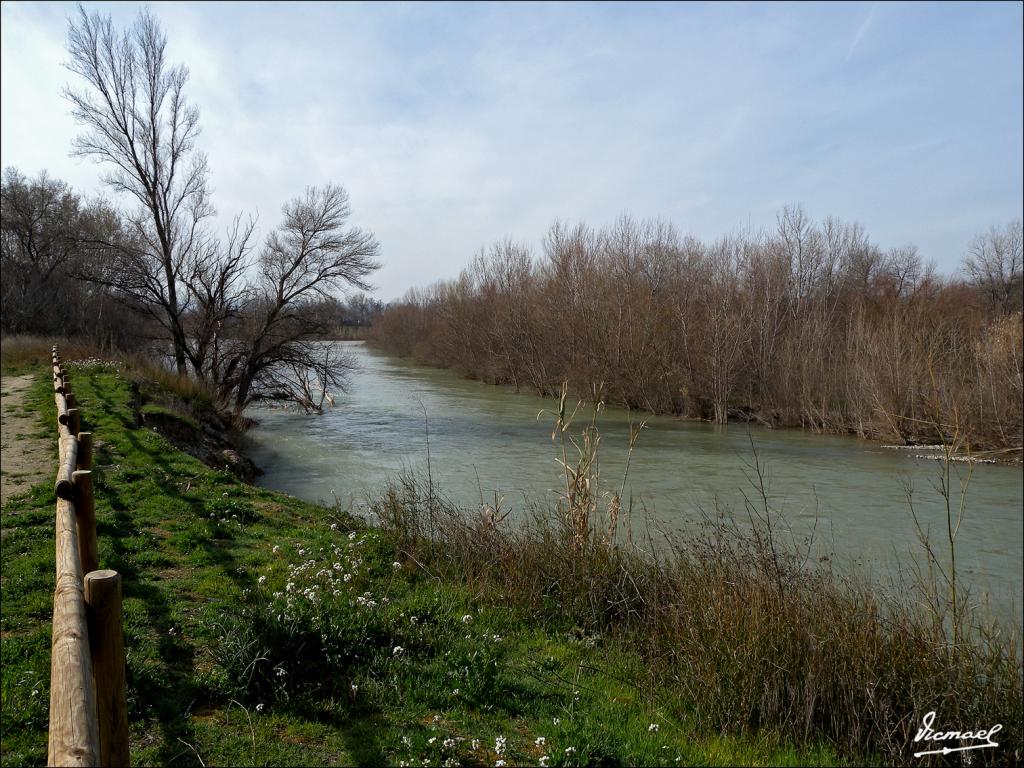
{"left": 371, "top": 399, "right": 1023, "bottom": 765}
{"left": 373, "top": 474, "right": 1022, "bottom": 764}
{"left": 2, "top": 334, "right": 219, "bottom": 411}
{"left": 1, "top": 334, "right": 110, "bottom": 370}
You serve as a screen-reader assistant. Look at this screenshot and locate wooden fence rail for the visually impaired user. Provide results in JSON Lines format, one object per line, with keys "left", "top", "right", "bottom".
{"left": 47, "top": 346, "right": 130, "bottom": 768}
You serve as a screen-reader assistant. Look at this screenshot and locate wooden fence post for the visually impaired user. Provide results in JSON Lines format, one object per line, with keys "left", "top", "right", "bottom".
{"left": 55, "top": 435, "right": 79, "bottom": 501}
{"left": 77, "top": 432, "right": 93, "bottom": 471}
{"left": 84, "top": 570, "right": 130, "bottom": 768}
{"left": 68, "top": 408, "right": 81, "bottom": 436}
{"left": 48, "top": 500, "right": 100, "bottom": 767}
{"left": 73, "top": 470, "right": 99, "bottom": 576}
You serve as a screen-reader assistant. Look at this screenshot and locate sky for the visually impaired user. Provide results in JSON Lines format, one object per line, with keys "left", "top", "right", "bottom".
{"left": 2, "top": 1, "right": 1022, "bottom": 301}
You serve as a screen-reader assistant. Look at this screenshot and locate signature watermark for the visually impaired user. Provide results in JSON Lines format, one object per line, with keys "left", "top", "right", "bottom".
{"left": 913, "top": 710, "right": 1002, "bottom": 758}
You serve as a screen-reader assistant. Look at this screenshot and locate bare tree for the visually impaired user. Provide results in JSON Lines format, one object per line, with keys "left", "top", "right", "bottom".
{"left": 65, "top": 5, "right": 213, "bottom": 374}
{"left": 63, "top": 6, "right": 382, "bottom": 416}
{"left": 698, "top": 236, "right": 748, "bottom": 424}
{"left": 183, "top": 214, "right": 258, "bottom": 381}
{"left": 881, "top": 244, "right": 934, "bottom": 299}
{"left": 1, "top": 169, "right": 83, "bottom": 332}
{"left": 963, "top": 220, "right": 1023, "bottom": 312}
{"left": 215, "top": 185, "right": 381, "bottom": 414}
{"left": 0, "top": 167, "right": 128, "bottom": 339}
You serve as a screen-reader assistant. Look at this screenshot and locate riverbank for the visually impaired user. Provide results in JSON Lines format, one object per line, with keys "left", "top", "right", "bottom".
{"left": 1, "top": 359, "right": 856, "bottom": 766}
{"left": 3, "top": 351, "right": 1021, "bottom": 765}
{"left": 365, "top": 340, "right": 1024, "bottom": 467}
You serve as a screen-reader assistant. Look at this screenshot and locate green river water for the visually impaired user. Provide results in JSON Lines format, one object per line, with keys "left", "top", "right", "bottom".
{"left": 243, "top": 342, "right": 1023, "bottom": 624}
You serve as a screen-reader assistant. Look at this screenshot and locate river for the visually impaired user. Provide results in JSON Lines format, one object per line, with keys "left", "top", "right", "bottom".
{"left": 242, "top": 341, "right": 1023, "bottom": 624}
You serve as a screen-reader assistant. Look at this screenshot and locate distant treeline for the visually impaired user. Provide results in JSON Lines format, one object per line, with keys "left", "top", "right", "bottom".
{"left": 0, "top": 168, "right": 382, "bottom": 343}
{"left": 370, "top": 209, "right": 1023, "bottom": 451}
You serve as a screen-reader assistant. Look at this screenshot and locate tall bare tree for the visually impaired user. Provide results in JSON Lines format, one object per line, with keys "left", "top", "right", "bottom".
{"left": 963, "top": 220, "right": 1023, "bottom": 312}
{"left": 65, "top": 5, "right": 212, "bottom": 374}
{"left": 63, "top": 6, "right": 382, "bottom": 416}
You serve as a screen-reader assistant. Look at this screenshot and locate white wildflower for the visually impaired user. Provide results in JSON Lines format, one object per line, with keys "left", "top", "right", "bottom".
{"left": 461, "top": 614, "right": 473, "bottom": 624}
{"left": 564, "top": 746, "right": 576, "bottom": 756}
{"left": 255, "top": 703, "right": 264, "bottom": 712}
{"left": 442, "top": 738, "right": 455, "bottom": 749}
{"left": 393, "top": 646, "right": 405, "bottom": 656}
{"left": 258, "top": 575, "right": 267, "bottom": 585}
{"left": 553, "top": 717, "right": 561, "bottom": 726}
{"left": 648, "top": 723, "right": 659, "bottom": 733}
{"left": 539, "top": 757, "right": 549, "bottom": 767}
{"left": 534, "top": 737, "right": 546, "bottom": 747}
{"left": 392, "top": 561, "right": 402, "bottom": 570}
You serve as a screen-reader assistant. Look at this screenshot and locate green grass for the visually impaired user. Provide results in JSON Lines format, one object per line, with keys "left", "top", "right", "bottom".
{"left": 0, "top": 364, "right": 842, "bottom": 767}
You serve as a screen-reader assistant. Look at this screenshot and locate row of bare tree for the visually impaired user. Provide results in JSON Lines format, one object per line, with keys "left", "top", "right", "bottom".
{"left": 370, "top": 211, "right": 1022, "bottom": 451}
{"left": 2, "top": 7, "right": 380, "bottom": 416}
{"left": 0, "top": 169, "right": 133, "bottom": 344}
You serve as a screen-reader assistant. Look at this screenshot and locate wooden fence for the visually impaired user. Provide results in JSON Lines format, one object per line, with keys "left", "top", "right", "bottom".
{"left": 48, "top": 346, "right": 130, "bottom": 768}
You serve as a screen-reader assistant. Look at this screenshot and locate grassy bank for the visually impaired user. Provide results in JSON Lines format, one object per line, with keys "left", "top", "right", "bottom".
{"left": 1, "top": 358, "right": 849, "bottom": 766}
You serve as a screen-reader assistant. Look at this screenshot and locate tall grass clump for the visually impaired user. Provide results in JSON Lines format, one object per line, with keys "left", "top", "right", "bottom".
{"left": 0, "top": 334, "right": 111, "bottom": 370}
{"left": 370, "top": 388, "right": 1022, "bottom": 765}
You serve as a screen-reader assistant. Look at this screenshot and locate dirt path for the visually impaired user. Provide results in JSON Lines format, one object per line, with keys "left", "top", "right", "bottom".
{"left": 1, "top": 373, "right": 51, "bottom": 506}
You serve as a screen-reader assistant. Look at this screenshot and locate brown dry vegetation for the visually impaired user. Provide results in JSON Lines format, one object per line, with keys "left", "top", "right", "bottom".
{"left": 370, "top": 210, "right": 1023, "bottom": 454}
{"left": 372, "top": 419, "right": 1023, "bottom": 766}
